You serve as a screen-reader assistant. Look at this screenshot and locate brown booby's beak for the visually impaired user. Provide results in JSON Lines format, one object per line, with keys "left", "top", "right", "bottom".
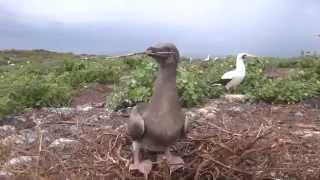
{"left": 145, "top": 47, "right": 175, "bottom": 58}
{"left": 103, "top": 48, "right": 175, "bottom": 60}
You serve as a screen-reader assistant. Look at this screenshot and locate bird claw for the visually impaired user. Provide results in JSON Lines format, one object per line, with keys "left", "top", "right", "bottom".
{"left": 157, "top": 154, "right": 184, "bottom": 174}
{"left": 129, "top": 160, "right": 152, "bottom": 179}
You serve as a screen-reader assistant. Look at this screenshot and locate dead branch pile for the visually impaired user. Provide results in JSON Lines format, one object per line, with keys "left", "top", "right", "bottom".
{"left": 9, "top": 118, "right": 320, "bottom": 180}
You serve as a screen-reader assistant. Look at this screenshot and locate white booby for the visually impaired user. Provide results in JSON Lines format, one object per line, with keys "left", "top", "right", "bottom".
{"left": 189, "top": 56, "right": 193, "bottom": 63}
{"left": 204, "top": 54, "right": 211, "bottom": 61}
{"left": 213, "top": 53, "right": 256, "bottom": 90}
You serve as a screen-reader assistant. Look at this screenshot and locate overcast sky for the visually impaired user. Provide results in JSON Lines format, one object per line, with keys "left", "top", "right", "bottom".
{"left": 0, "top": 0, "right": 319, "bottom": 57}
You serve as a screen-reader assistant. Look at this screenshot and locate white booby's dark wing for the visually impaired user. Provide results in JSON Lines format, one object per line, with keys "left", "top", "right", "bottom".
{"left": 211, "top": 69, "right": 236, "bottom": 86}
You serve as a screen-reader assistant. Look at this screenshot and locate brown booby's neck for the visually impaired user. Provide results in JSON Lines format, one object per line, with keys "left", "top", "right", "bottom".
{"left": 149, "top": 62, "right": 179, "bottom": 109}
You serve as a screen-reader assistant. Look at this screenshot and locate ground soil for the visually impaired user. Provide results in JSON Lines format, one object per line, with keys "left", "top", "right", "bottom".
{"left": 263, "top": 66, "right": 294, "bottom": 79}
{"left": 1, "top": 83, "right": 320, "bottom": 180}
{"left": 70, "top": 83, "right": 113, "bottom": 107}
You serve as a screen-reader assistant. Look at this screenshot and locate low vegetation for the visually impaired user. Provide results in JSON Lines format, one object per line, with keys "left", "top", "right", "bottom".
{"left": 0, "top": 50, "right": 129, "bottom": 117}
{"left": 108, "top": 55, "right": 320, "bottom": 109}
{"left": 0, "top": 50, "right": 319, "bottom": 118}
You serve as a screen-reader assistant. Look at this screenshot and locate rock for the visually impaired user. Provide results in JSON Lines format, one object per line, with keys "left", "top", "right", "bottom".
{"left": 0, "top": 170, "right": 14, "bottom": 180}
{"left": 15, "top": 115, "right": 27, "bottom": 123}
{"left": 228, "top": 106, "right": 243, "bottom": 113}
{"left": 1, "top": 134, "right": 25, "bottom": 146}
{"left": 76, "top": 105, "right": 93, "bottom": 112}
{"left": 20, "top": 129, "right": 38, "bottom": 145}
{"left": 185, "top": 111, "right": 199, "bottom": 121}
{"left": 49, "top": 138, "right": 79, "bottom": 151}
{"left": 70, "top": 125, "right": 82, "bottom": 136}
{"left": 1, "top": 129, "right": 40, "bottom": 146}
{"left": 302, "top": 130, "right": 320, "bottom": 139}
{"left": 224, "top": 94, "right": 249, "bottom": 103}
{"left": 302, "top": 133, "right": 313, "bottom": 138}
{"left": 98, "top": 114, "right": 110, "bottom": 120}
{"left": 5, "top": 156, "right": 35, "bottom": 168}
{"left": 206, "top": 113, "right": 216, "bottom": 120}
{"left": 206, "top": 105, "right": 218, "bottom": 114}
{"left": 1, "top": 115, "right": 36, "bottom": 130}
{"left": 48, "top": 107, "right": 75, "bottom": 116}
{"left": 0, "top": 125, "right": 16, "bottom": 138}
{"left": 93, "top": 102, "right": 106, "bottom": 108}
{"left": 270, "top": 172, "right": 276, "bottom": 177}
{"left": 198, "top": 108, "right": 208, "bottom": 116}
{"left": 294, "top": 111, "right": 304, "bottom": 118}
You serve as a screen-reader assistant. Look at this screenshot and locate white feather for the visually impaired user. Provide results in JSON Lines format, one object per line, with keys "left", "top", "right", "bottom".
{"left": 221, "top": 70, "right": 237, "bottom": 79}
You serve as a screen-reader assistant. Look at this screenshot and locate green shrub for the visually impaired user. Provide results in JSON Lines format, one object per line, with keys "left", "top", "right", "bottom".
{"left": 1, "top": 50, "right": 320, "bottom": 117}
{"left": 107, "top": 59, "right": 224, "bottom": 109}
{"left": 107, "top": 58, "right": 156, "bottom": 109}
{"left": 107, "top": 56, "right": 320, "bottom": 110}
{"left": 0, "top": 51, "right": 130, "bottom": 118}
{"left": 177, "top": 65, "right": 207, "bottom": 106}
{"left": 239, "top": 57, "right": 320, "bottom": 103}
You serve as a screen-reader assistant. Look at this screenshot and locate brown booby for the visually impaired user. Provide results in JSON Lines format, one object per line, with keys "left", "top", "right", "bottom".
{"left": 127, "top": 43, "right": 186, "bottom": 178}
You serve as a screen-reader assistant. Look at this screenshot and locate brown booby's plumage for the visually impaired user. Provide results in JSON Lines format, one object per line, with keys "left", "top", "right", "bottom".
{"left": 127, "top": 43, "right": 187, "bottom": 178}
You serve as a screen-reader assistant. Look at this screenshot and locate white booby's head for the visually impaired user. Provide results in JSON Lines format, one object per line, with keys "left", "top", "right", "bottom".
{"left": 237, "top": 53, "right": 257, "bottom": 60}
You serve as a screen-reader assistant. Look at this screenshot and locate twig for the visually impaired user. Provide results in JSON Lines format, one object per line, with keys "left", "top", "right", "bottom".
{"left": 235, "top": 127, "right": 273, "bottom": 165}
{"left": 105, "top": 51, "right": 176, "bottom": 59}
{"left": 110, "top": 134, "right": 121, "bottom": 152}
{"left": 105, "top": 52, "right": 146, "bottom": 59}
{"left": 213, "top": 141, "right": 236, "bottom": 154}
{"left": 256, "top": 124, "right": 264, "bottom": 138}
{"left": 36, "top": 119, "right": 43, "bottom": 177}
{"left": 201, "top": 154, "right": 251, "bottom": 176}
{"left": 295, "top": 123, "right": 320, "bottom": 131}
{"left": 195, "top": 160, "right": 210, "bottom": 180}
{"left": 206, "top": 121, "right": 242, "bottom": 136}
{"left": 243, "top": 126, "right": 272, "bottom": 152}
{"left": 42, "top": 121, "right": 101, "bottom": 127}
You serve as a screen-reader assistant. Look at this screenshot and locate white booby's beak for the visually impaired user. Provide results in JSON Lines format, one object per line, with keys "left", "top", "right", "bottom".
{"left": 246, "top": 54, "right": 257, "bottom": 58}
{"left": 248, "top": 54, "right": 264, "bottom": 64}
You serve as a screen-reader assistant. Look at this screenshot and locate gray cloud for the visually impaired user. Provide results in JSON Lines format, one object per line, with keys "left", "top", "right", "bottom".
{"left": 0, "top": 0, "right": 319, "bottom": 57}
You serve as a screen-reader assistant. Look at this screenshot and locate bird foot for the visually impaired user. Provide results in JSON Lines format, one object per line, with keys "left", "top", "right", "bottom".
{"left": 157, "top": 153, "right": 184, "bottom": 174}
{"left": 129, "top": 160, "right": 153, "bottom": 179}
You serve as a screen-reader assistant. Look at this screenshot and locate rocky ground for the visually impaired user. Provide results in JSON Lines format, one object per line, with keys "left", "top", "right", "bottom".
{"left": 0, "top": 83, "right": 319, "bottom": 180}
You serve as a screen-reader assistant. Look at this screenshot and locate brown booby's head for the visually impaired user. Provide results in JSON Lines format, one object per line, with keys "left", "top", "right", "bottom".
{"left": 145, "top": 43, "right": 180, "bottom": 65}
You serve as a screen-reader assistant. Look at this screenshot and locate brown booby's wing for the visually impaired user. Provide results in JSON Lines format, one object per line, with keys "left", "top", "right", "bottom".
{"left": 127, "top": 103, "right": 148, "bottom": 140}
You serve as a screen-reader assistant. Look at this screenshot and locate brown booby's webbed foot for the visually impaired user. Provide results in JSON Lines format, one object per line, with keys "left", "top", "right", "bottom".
{"left": 129, "top": 141, "right": 153, "bottom": 179}
{"left": 157, "top": 149, "right": 184, "bottom": 174}
{"left": 129, "top": 160, "right": 153, "bottom": 179}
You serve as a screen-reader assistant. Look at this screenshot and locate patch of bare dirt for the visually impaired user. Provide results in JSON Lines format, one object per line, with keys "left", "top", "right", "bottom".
{"left": 304, "top": 96, "right": 320, "bottom": 109}
{"left": 1, "top": 90, "right": 320, "bottom": 179}
{"left": 70, "top": 83, "right": 112, "bottom": 107}
{"left": 263, "top": 66, "right": 294, "bottom": 79}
